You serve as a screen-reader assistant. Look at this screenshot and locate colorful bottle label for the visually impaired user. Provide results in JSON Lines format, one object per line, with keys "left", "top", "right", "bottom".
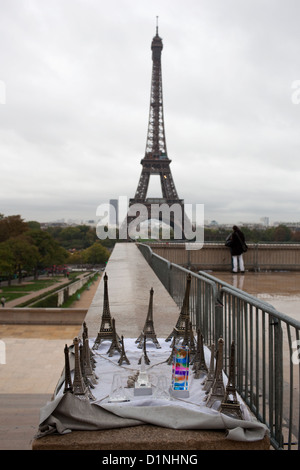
{"left": 171, "top": 345, "right": 190, "bottom": 391}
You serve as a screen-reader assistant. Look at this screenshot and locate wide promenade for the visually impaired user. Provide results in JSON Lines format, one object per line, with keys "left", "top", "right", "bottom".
{"left": 32, "top": 243, "right": 270, "bottom": 450}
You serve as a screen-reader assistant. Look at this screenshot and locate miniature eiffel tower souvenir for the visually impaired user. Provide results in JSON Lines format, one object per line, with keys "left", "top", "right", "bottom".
{"left": 82, "top": 327, "right": 98, "bottom": 385}
{"left": 72, "top": 337, "right": 90, "bottom": 400}
{"left": 166, "top": 273, "right": 191, "bottom": 343}
{"left": 82, "top": 322, "right": 98, "bottom": 376}
{"left": 166, "top": 337, "right": 177, "bottom": 365}
{"left": 107, "top": 318, "right": 122, "bottom": 357}
{"left": 136, "top": 288, "right": 161, "bottom": 349}
{"left": 118, "top": 336, "right": 130, "bottom": 366}
{"left": 93, "top": 273, "right": 120, "bottom": 350}
{"left": 192, "top": 330, "right": 208, "bottom": 379}
{"left": 138, "top": 335, "right": 150, "bottom": 365}
{"left": 206, "top": 337, "right": 225, "bottom": 408}
{"left": 79, "top": 343, "right": 96, "bottom": 400}
{"left": 219, "top": 341, "right": 243, "bottom": 420}
{"left": 63, "top": 344, "right": 73, "bottom": 394}
{"left": 182, "top": 320, "right": 196, "bottom": 360}
{"left": 203, "top": 343, "right": 215, "bottom": 392}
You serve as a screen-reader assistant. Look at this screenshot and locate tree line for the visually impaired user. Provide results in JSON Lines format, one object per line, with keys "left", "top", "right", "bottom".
{"left": 204, "top": 224, "right": 300, "bottom": 243}
{"left": 0, "top": 215, "right": 111, "bottom": 283}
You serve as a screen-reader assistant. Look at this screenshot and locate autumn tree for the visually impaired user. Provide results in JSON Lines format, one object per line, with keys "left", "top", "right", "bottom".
{"left": 0, "top": 215, "right": 28, "bottom": 242}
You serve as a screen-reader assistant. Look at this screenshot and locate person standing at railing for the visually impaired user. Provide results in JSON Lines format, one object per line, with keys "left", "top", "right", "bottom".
{"left": 225, "top": 225, "right": 247, "bottom": 273}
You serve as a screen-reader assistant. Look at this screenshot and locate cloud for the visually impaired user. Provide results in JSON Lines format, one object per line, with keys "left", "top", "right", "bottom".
{"left": 0, "top": 0, "right": 300, "bottom": 225}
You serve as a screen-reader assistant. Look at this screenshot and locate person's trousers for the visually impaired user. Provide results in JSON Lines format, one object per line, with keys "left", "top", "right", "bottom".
{"left": 232, "top": 255, "right": 244, "bottom": 273}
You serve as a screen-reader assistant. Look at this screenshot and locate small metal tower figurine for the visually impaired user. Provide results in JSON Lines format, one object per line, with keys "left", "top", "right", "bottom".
{"left": 82, "top": 321, "right": 96, "bottom": 371}
{"left": 206, "top": 337, "right": 226, "bottom": 408}
{"left": 82, "top": 327, "right": 98, "bottom": 385}
{"left": 219, "top": 341, "right": 243, "bottom": 419}
{"left": 72, "top": 337, "right": 89, "bottom": 400}
{"left": 138, "top": 335, "right": 150, "bottom": 365}
{"left": 136, "top": 288, "right": 161, "bottom": 349}
{"left": 182, "top": 320, "right": 196, "bottom": 360}
{"left": 166, "top": 273, "right": 192, "bottom": 343}
{"left": 118, "top": 336, "right": 130, "bottom": 366}
{"left": 192, "top": 329, "right": 208, "bottom": 379}
{"left": 80, "top": 343, "right": 96, "bottom": 400}
{"left": 93, "top": 273, "right": 120, "bottom": 349}
{"left": 107, "top": 318, "right": 122, "bottom": 357}
{"left": 63, "top": 344, "right": 73, "bottom": 394}
{"left": 203, "top": 343, "right": 215, "bottom": 392}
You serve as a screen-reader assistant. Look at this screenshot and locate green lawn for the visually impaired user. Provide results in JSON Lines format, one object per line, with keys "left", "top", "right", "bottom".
{"left": 0, "top": 278, "right": 62, "bottom": 303}
{"left": 1, "top": 278, "right": 61, "bottom": 293}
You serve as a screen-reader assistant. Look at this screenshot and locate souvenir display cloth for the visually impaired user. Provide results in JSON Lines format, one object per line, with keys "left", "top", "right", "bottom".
{"left": 35, "top": 338, "right": 268, "bottom": 442}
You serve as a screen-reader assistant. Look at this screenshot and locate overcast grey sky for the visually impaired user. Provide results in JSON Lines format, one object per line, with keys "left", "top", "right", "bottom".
{"left": 0, "top": 0, "right": 300, "bottom": 225}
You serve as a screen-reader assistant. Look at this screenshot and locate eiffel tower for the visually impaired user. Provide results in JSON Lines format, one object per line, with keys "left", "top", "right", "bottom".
{"left": 135, "top": 287, "right": 161, "bottom": 349}
{"left": 166, "top": 273, "right": 192, "bottom": 343}
{"left": 219, "top": 341, "right": 243, "bottom": 419}
{"left": 127, "top": 21, "right": 191, "bottom": 239}
{"left": 93, "top": 273, "right": 120, "bottom": 350}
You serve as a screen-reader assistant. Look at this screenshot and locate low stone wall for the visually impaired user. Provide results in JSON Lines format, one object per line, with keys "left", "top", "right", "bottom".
{"left": 0, "top": 308, "right": 87, "bottom": 325}
{"left": 148, "top": 242, "right": 300, "bottom": 271}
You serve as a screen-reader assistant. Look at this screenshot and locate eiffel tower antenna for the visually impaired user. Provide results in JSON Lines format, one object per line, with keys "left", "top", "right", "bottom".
{"left": 127, "top": 22, "right": 191, "bottom": 239}
{"left": 93, "top": 273, "right": 120, "bottom": 349}
{"left": 136, "top": 287, "right": 161, "bottom": 349}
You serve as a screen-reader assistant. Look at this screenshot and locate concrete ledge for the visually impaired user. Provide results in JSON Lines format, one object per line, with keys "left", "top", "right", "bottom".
{"left": 0, "top": 308, "right": 87, "bottom": 325}
{"left": 32, "top": 425, "right": 270, "bottom": 450}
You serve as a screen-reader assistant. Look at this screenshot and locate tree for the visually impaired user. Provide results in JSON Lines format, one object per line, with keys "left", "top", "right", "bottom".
{"left": 28, "top": 229, "right": 68, "bottom": 278}
{"left": 68, "top": 241, "right": 110, "bottom": 265}
{"left": 0, "top": 241, "right": 15, "bottom": 285}
{"left": 5, "top": 235, "right": 40, "bottom": 283}
{"left": 273, "top": 225, "right": 292, "bottom": 242}
{"left": 0, "top": 215, "right": 28, "bottom": 242}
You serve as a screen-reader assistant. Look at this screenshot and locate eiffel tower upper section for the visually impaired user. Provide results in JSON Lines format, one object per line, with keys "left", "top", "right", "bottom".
{"left": 131, "top": 24, "right": 182, "bottom": 206}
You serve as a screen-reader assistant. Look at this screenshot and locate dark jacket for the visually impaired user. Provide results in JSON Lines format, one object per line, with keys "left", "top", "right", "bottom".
{"left": 230, "top": 229, "right": 245, "bottom": 256}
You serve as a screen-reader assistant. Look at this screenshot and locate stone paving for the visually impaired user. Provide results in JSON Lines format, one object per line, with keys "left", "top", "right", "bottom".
{"left": 0, "top": 276, "right": 100, "bottom": 450}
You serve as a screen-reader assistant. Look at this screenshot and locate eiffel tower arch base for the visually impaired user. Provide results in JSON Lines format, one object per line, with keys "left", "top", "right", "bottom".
{"left": 126, "top": 198, "right": 190, "bottom": 241}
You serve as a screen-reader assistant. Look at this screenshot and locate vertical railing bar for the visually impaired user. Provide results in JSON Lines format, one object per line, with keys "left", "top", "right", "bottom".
{"left": 269, "top": 315, "right": 274, "bottom": 442}
{"left": 255, "top": 307, "right": 260, "bottom": 418}
{"left": 286, "top": 324, "right": 293, "bottom": 450}
{"left": 245, "top": 306, "right": 253, "bottom": 408}
{"left": 262, "top": 311, "right": 266, "bottom": 425}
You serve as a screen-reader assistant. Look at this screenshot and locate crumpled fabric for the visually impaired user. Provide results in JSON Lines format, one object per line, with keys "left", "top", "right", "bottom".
{"left": 35, "top": 338, "right": 269, "bottom": 443}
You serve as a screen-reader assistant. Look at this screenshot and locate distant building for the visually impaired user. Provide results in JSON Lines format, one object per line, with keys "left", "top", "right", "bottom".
{"left": 109, "top": 199, "right": 119, "bottom": 226}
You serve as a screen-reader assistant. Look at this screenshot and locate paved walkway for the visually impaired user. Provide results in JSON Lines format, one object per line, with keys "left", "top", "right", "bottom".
{"left": 0, "top": 245, "right": 181, "bottom": 450}
{"left": 84, "top": 243, "right": 180, "bottom": 339}
{"left": 0, "top": 273, "right": 101, "bottom": 450}
{"left": 1, "top": 273, "right": 93, "bottom": 308}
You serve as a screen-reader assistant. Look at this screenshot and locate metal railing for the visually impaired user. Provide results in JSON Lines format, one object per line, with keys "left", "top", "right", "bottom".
{"left": 138, "top": 243, "right": 300, "bottom": 450}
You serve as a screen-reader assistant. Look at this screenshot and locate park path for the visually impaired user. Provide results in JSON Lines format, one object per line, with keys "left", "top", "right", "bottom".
{"left": 1, "top": 273, "right": 98, "bottom": 308}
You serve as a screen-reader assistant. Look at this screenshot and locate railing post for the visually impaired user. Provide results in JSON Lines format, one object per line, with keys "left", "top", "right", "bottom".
{"left": 214, "top": 289, "right": 224, "bottom": 346}
{"left": 273, "top": 317, "right": 284, "bottom": 448}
